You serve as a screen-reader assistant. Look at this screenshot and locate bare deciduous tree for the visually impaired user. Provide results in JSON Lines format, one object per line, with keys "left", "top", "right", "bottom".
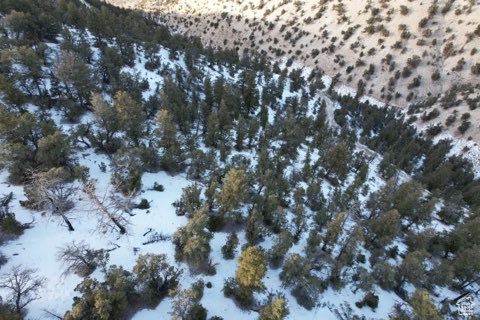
{"left": 56, "top": 241, "right": 101, "bottom": 277}
{"left": 0, "top": 265, "right": 45, "bottom": 314}
{"left": 24, "top": 169, "right": 76, "bottom": 231}
{"left": 81, "top": 179, "right": 132, "bottom": 234}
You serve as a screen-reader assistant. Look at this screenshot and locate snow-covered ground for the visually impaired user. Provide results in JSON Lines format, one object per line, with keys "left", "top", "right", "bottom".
{"left": 0, "top": 28, "right": 477, "bottom": 320}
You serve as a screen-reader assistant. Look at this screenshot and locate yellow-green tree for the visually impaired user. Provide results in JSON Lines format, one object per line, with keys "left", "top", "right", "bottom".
{"left": 216, "top": 167, "right": 248, "bottom": 214}
{"left": 409, "top": 288, "right": 442, "bottom": 320}
{"left": 258, "top": 296, "right": 289, "bottom": 320}
{"left": 235, "top": 246, "right": 266, "bottom": 290}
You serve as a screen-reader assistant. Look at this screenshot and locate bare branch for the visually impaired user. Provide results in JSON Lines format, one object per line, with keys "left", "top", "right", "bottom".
{"left": 0, "top": 265, "right": 45, "bottom": 314}
{"left": 81, "top": 179, "right": 132, "bottom": 234}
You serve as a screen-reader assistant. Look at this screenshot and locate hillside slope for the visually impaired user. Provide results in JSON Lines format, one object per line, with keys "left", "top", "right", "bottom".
{"left": 106, "top": 0, "right": 480, "bottom": 143}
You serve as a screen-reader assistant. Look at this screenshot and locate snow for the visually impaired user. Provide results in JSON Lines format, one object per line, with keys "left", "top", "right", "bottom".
{"left": 1, "top": 26, "right": 478, "bottom": 320}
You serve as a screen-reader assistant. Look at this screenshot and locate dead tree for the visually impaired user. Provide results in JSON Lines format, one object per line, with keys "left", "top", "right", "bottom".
{"left": 24, "top": 169, "right": 76, "bottom": 231}
{"left": 56, "top": 241, "right": 101, "bottom": 276}
{"left": 81, "top": 179, "right": 131, "bottom": 234}
{"left": 0, "top": 265, "right": 45, "bottom": 314}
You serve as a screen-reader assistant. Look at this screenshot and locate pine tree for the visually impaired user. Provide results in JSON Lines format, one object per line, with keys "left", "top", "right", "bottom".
{"left": 323, "top": 141, "right": 351, "bottom": 182}
{"left": 54, "top": 50, "right": 93, "bottom": 116}
{"left": 133, "top": 254, "right": 181, "bottom": 305}
{"left": 172, "top": 205, "right": 212, "bottom": 271}
{"left": 221, "top": 232, "right": 239, "bottom": 259}
{"left": 216, "top": 167, "right": 249, "bottom": 214}
{"left": 322, "top": 212, "right": 346, "bottom": 251}
{"left": 171, "top": 286, "right": 206, "bottom": 320}
{"left": 409, "top": 289, "right": 442, "bottom": 320}
{"left": 235, "top": 246, "right": 266, "bottom": 290}
{"left": 114, "top": 91, "right": 146, "bottom": 146}
{"left": 268, "top": 229, "right": 293, "bottom": 268}
{"left": 258, "top": 296, "right": 289, "bottom": 320}
{"left": 91, "top": 93, "right": 120, "bottom": 152}
{"left": 235, "top": 115, "right": 247, "bottom": 151}
{"left": 366, "top": 209, "right": 401, "bottom": 246}
{"left": 246, "top": 208, "right": 264, "bottom": 244}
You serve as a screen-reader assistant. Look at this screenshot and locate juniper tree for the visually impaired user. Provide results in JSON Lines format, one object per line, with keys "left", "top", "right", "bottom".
{"left": 395, "top": 251, "right": 427, "bottom": 291}
{"left": 156, "top": 109, "right": 184, "bottom": 172}
{"left": 63, "top": 266, "right": 135, "bottom": 320}
{"left": 12, "top": 46, "right": 46, "bottom": 98}
{"left": 110, "top": 148, "right": 143, "bottom": 194}
{"left": 170, "top": 285, "right": 206, "bottom": 320}
{"left": 372, "top": 260, "right": 396, "bottom": 291}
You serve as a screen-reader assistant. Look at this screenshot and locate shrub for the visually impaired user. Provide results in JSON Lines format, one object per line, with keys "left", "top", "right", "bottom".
{"left": 445, "top": 114, "right": 456, "bottom": 126}
{"left": 221, "top": 232, "right": 239, "bottom": 259}
{"left": 136, "top": 198, "right": 150, "bottom": 209}
{"left": 471, "top": 63, "right": 480, "bottom": 75}
{"left": 188, "top": 304, "right": 207, "bottom": 320}
{"left": 418, "top": 18, "right": 428, "bottom": 28}
{"left": 421, "top": 108, "right": 440, "bottom": 122}
{"left": 458, "top": 121, "right": 471, "bottom": 134}
{"left": 431, "top": 70, "right": 441, "bottom": 81}
{"left": 153, "top": 182, "right": 164, "bottom": 192}
{"left": 364, "top": 292, "right": 379, "bottom": 309}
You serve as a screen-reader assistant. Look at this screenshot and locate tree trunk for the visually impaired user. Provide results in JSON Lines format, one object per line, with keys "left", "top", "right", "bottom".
{"left": 60, "top": 213, "right": 75, "bottom": 231}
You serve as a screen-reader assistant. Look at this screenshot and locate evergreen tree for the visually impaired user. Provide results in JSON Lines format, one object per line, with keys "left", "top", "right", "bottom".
{"left": 268, "top": 229, "right": 293, "bottom": 268}
{"left": 133, "top": 254, "right": 181, "bottom": 305}
{"left": 365, "top": 209, "right": 401, "bottom": 246}
{"left": 258, "top": 296, "right": 289, "bottom": 320}
{"left": 280, "top": 253, "right": 319, "bottom": 310}
{"left": 173, "top": 205, "right": 212, "bottom": 271}
{"left": 91, "top": 93, "right": 120, "bottom": 152}
{"left": 322, "top": 141, "right": 351, "bottom": 182}
{"left": 409, "top": 289, "right": 442, "bottom": 320}
{"left": 114, "top": 91, "right": 146, "bottom": 146}
{"left": 246, "top": 208, "right": 264, "bottom": 244}
{"left": 216, "top": 167, "right": 249, "bottom": 214}
{"left": 171, "top": 286, "right": 206, "bottom": 320}
{"left": 235, "top": 246, "right": 266, "bottom": 290}
{"left": 221, "top": 232, "right": 239, "bottom": 259}
{"left": 54, "top": 50, "right": 93, "bottom": 118}
{"left": 322, "top": 212, "right": 346, "bottom": 251}
{"left": 174, "top": 184, "right": 202, "bottom": 217}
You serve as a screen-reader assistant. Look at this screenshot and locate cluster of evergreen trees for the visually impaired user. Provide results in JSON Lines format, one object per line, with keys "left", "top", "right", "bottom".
{"left": 0, "top": 0, "right": 479, "bottom": 320}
